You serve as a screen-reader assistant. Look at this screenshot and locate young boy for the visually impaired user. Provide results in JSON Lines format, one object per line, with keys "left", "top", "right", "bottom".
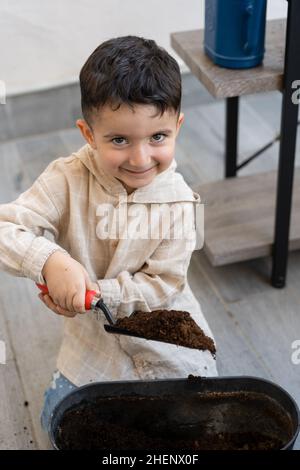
{"left": 0, "top": 36, "right": 217, "bottom": 433}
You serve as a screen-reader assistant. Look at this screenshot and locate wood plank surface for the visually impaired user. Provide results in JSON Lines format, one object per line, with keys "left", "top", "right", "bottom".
{"left": 197, "top": 169, "right": 300, "bottom": 266}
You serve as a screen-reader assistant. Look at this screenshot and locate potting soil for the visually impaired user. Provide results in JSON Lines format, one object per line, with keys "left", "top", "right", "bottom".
{"left": 115, "top": 309, "right": 216, "bottom": 355}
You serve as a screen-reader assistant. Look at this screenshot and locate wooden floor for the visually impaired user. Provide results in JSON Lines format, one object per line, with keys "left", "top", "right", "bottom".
{"left": 1, "top": 74, "right": 300, "bottom": 449}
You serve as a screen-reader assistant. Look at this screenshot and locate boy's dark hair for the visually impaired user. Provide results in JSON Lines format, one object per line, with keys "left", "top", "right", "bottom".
{"left": 79, "top": 35, "right": 181, "bottom": 126}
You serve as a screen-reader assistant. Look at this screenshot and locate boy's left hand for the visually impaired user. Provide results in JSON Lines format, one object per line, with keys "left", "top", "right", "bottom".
{"left": 38, "top": 281, "right": 100, "bottom": 317}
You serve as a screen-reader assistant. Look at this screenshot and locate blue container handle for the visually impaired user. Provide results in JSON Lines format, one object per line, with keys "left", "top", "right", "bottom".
{"left": 244, "top": 1, "right": 261, "bottom": 53}
{"left": 244, "top": 2, "right": 257, "bottom": 53}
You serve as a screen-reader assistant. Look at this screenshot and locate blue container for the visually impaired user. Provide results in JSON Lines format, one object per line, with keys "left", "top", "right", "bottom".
{"left": 204, "top": 0, "right": 267, "bottom": 69}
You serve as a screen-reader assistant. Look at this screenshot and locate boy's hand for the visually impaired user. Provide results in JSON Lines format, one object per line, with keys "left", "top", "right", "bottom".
{"left": 39, "top": 251, "right": 100, "bottom": 317}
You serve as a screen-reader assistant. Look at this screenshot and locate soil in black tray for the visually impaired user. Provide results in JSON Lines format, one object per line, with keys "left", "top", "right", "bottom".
{"left": 57, "top": 415, "right": 283, "bottom": 450}
{"left": 55, "top": 392, "right": 292, "bottom": 450}
{"left": 115, "top": 310, "right": 216, "bottom": 355}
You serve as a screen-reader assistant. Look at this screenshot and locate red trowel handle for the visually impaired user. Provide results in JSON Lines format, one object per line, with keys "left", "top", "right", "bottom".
{"left": 36, "top": 283, "right": 98, "bottom": 310}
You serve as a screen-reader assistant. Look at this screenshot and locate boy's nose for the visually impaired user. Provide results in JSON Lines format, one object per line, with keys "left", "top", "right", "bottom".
{"left": 128, "top": 146, "right": 151, "bottom": 168}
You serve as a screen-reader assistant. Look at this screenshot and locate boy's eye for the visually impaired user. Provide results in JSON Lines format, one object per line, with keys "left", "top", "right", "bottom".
{"left": 151, "top": 133, "right": 166, "bottom": 143}
{"left": 112, "top": 137, "right": 127, "bottom": 145}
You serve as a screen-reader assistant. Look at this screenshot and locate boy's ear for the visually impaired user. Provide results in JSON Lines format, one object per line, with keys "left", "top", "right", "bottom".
{"left": 176, "top": 112, "right": 184, "bottom": 136}
{"left": 76, "top": 119, "right": 97, "bottom": 149}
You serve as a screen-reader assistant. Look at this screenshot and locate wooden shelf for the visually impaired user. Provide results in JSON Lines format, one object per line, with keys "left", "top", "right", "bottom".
{"left": 171, "top": 19, "right": 286, "bottom": 98}
{"left": 197, "top": 169, "right": 300, "bottom": 266}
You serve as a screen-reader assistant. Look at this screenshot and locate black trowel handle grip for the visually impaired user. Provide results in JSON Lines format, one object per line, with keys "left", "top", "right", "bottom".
{"left": 93, "top": 297, "right": 116, "bottom": 326}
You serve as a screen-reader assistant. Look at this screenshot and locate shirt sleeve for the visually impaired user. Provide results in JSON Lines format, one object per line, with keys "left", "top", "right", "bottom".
{"left": 97, "top": 203, "right": 197, "bottom": 316}
{"left": 0, "top": 176, "right": 69, "bottom": 283}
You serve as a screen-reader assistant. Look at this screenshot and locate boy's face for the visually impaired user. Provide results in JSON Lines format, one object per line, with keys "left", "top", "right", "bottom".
{"left": 76, "top": 103, "right": 184, "bottom": 194}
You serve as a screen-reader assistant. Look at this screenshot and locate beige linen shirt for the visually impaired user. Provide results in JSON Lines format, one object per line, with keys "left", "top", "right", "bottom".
{"left": 0, "top": 144, "right": 217, "bottom": 385}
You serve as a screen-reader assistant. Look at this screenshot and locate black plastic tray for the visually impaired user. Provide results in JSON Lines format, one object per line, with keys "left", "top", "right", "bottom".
{"left": 49, "top": 376, "right": 300, "bottom": 450}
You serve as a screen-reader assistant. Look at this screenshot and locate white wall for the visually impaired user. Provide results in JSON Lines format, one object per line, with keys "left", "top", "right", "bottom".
{"left": 1, "top": 0, "right": 288, "bottom": 95}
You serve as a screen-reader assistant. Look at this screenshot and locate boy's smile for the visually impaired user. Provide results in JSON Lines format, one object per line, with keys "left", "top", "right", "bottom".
{"left": 77, "top": 104, "right": 184, "bottom": 194}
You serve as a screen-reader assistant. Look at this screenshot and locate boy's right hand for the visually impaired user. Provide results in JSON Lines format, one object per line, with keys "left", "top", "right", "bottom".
{"left": 40, "top": 251, "right": 100, "bottom": 317}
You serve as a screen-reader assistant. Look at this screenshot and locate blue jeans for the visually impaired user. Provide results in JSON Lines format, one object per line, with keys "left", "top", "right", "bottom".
{"left": 40, "top": 370, "right": 77, "bottom": 434}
